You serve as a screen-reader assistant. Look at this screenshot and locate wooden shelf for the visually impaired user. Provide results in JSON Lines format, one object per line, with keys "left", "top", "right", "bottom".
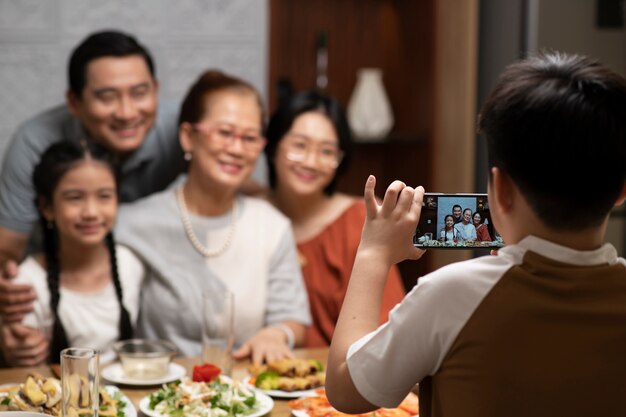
{"left": 352, "top": 134, "right": 428, "bottom": 145}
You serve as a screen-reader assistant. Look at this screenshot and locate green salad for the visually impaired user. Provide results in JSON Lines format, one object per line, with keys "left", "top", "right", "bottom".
{"left": 148, "top": 377, "right": 259, "bottom": 417}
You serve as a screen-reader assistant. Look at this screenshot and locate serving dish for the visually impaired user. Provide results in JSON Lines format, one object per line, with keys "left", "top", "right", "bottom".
{"left": 101, "top": 362, "right": 186, "bottom": 386}
{"left": 139, "top": 376, "right": 273, "bottom": 417}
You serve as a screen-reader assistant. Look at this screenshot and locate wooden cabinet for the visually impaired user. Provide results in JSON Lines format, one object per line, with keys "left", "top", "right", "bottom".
{"left": 269, "top": 0, "right": 437, "bottom": 289}
{"left": 337, "top": 138, "right": 433, "bottom": 290}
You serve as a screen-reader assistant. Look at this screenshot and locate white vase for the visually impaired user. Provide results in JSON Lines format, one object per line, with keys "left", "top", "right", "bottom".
{"left": 347, "top": 68, "right": 394, "bottom": 141}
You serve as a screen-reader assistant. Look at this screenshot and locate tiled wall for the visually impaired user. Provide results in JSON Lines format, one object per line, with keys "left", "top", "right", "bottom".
{"left": 0, "top": 0, "right": 268, "bottom": 165}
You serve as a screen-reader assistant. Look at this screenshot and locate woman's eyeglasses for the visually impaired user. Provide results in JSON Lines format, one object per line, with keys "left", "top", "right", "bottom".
{"left": 283, "top": 133, "right": 344, "bottom": 169}
{"left": 192, "top": 123, "right": 266, "bottom": 153}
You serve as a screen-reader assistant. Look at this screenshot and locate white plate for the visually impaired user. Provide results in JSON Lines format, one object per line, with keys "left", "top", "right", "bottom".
{"left": 101, "top": 363, "right": 186, "bottom": 386}
{"left": 103, "top": 385, "right": 137, "bottom": 417}
{"left": 139, "top": 387, "right": 274, "bottom": 417}
{"left": 0, "top": 383, "right": 17, "bottom": 398}
{"left": 242, "top": 376, "right": 321, "bottom": 399}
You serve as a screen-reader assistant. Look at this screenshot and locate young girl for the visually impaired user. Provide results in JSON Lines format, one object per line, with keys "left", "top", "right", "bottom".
{"left": 439, "top": 214, "right": 461, "bottom": 243}
{"left": 3, "top": 141, "right": 144, "bottom": 365}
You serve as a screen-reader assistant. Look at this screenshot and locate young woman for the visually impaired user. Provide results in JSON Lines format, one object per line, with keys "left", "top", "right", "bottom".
{"left": 473, "top": 212, "right": 492, "bottom": 242}
{"left": 3, "top": 141, "right": 144, "bottom": 366}
{"left": 439, "top": 214, "right": 461, "bottom": 243}
{"left": 115, "top": 70, "right": 310, "bottom": 364}
{"left": 264, "top": 90, "right": 405, "bottom": 347}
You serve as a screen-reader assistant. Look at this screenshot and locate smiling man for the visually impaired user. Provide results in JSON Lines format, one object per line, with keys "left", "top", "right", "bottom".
{"left": 0, "top": 31, "right": 185, "bottom": 302}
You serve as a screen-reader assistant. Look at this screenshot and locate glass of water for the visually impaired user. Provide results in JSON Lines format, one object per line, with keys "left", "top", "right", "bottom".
{"left": 202, "top": 288, "right": 234, "bottom": 375}
{"left": 61, "top": 347, "right": 99, "bottom": 417}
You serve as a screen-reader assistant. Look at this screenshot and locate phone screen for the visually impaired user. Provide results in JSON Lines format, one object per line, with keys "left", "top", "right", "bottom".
{"left": 413, "top": 193, "right": 505, "bottom": 249}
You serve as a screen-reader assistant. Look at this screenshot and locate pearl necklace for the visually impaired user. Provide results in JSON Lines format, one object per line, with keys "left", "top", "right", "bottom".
{"left": 176, "top": 185, "right": 237, "bottom": 258}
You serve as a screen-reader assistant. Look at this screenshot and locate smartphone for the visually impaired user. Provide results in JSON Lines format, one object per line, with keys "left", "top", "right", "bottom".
{"left": 413, "top": 193, "right": 505, "bottom": 249}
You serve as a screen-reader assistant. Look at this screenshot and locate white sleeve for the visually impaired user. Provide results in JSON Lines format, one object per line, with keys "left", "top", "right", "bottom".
{"left": 12, "top": 258, "right": 53, "bottom": 332}
{"left": 346, "top": 254, "right": 516, "bottom": 408}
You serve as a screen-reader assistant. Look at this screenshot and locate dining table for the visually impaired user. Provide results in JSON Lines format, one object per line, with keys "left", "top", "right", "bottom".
{"left": 0, "top": 347, "right": 329, "bottom": 417}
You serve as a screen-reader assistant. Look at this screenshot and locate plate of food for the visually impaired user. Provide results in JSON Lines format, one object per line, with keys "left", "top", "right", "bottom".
{"left": 288, "top": 388, "right": 419, "bottom": 417}
{"left": 0, "top": 384, "right": 16, "bottom": 399}
{"left": 0, "top": 374, "right": 135, "bottom": 417}
{"left": 244, "top": 358, "right": 326, "bottom": 399}
{"left": 139, "top": 375, "right": 273, "bottom": 417}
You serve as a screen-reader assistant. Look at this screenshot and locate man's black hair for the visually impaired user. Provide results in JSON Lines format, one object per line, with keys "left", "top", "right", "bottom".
{"left": 68, "top": 30, "right": 155, "bottom": 97}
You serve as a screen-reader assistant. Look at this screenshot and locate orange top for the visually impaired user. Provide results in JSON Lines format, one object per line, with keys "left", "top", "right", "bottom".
{"left": 298, "top": 201, "right": 406, "bottom": 347}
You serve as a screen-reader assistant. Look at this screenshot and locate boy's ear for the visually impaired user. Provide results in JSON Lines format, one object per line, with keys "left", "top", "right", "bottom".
{"left": 614, "top": 183, "right": 626, "bottom": 207}
{"left": 491, "top": 167, "right": 515, "bottom": 213}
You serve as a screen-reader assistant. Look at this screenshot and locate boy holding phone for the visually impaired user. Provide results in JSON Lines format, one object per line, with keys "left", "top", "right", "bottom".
{"left": 327, "top": 53, "right": 626, "bottom": 416}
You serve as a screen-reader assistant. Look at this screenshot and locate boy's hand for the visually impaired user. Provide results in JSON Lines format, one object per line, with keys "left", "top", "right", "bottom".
{"left": 360, "top": 176, "right": 425, "bottom": 265}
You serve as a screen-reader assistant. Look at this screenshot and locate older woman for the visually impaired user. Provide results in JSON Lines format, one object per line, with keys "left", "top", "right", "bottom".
{"left": 264, "top": 90, "right": 405, "bottom": 347}
{"left": 455, "top": 208, "right": 477, "bottom": 242}
{"left": 116, "top": 71, "right": 311, "bottom": 364}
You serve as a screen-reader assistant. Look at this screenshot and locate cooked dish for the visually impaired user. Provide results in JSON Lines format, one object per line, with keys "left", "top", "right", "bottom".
{"left": 288, "top": 388, "right": 419, "bottom": 417}
{"left": 248, "top": 358, "right": 325, "bottom": 392}
{"left": 147, "top": 376, "right": 260, "bottom": 417}
{"left": 0, "top": 373, "right": 127, "bottom": 417}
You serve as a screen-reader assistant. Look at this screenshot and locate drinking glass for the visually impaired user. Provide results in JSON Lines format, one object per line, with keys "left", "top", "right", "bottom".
{"left": 202, "top": 288, "right": 234, "bottom": 376}
{"left": 36, "top": 312, "right": 53, "bottom": 342}
{"left": 61, "top": 348, "right": 99, "bottom": 417}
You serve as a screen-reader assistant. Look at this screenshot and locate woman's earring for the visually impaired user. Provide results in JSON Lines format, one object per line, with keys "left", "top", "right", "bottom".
{"left": 184, "top": 152, "right": 192, "bottom": 161}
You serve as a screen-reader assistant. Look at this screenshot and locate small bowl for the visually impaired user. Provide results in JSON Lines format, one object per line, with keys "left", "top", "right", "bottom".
{"left": 114, "top": 339, "right": 177, "bottom": 381}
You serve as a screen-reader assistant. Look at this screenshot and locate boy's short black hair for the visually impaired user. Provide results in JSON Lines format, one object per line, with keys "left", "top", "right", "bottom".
{"left": 478, "top": 52, "right": 626, "bottom": 229}
{"left": 68, "top": 30, "right": 155, "bottom": 97}
{"left": 265, "top": 90, "right": 352, "bottom": 195}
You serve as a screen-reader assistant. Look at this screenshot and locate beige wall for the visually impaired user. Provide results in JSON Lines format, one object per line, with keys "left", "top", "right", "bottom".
{"left": 529, "top": 0, "right": 625, "bottom": 76}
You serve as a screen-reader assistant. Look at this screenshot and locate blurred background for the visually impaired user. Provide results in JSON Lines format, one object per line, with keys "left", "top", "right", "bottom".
{"left": 0, "top": 0, "right": 624, "bottom": 287}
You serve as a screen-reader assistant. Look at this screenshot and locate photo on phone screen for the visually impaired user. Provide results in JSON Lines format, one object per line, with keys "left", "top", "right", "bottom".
{"left": 413, "top": 193, "right": 505, "bottom": 249}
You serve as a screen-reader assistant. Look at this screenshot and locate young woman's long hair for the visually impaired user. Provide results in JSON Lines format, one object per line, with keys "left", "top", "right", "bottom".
{"left": 32, "top": 141, "right": 133, "bottom": 362}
